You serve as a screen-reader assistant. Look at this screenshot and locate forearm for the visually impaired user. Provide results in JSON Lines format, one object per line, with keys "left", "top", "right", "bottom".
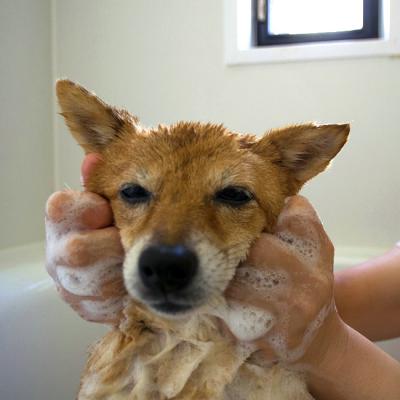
{"left": 334, "top": 245, "right": 400, "bottom": 341}
{"left": 303, "top": 314, "right": 400, "bottom": 400}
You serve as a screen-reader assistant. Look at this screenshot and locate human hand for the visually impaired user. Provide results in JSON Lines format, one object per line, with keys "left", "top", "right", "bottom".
{"left": 225, "top": 195, "right": 337, "bottom": 366}
{"left": 45, "top": 154, "right": 126, "bottom": 325}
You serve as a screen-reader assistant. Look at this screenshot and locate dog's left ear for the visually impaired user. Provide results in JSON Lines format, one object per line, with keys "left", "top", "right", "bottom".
{"left": 253, "top": 123, "right": 349, "bottom": 192}
{"left": 56, "top": 79, "right": 140, "bottom": 154}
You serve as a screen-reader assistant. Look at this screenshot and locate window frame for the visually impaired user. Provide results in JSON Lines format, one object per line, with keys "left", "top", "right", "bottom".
{"left": 224, "top": 0, "right": 400, "bottom": 65}
{"left": 256, "top": 0, "right": 380, "bottom": 47}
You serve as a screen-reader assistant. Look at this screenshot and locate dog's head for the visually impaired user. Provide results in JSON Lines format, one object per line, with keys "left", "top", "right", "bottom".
{"left": 57, "top": 79, "right": 349, "bottom": 318}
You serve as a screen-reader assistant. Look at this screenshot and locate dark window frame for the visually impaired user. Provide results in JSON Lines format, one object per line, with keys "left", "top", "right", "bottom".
{"left": 255, "top": 0, "right": 381, "bottom": 47}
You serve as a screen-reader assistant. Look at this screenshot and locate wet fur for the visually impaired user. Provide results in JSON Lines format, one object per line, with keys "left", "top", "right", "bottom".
{"left": 57, "top": 79, "right": 349, "bottom": 400}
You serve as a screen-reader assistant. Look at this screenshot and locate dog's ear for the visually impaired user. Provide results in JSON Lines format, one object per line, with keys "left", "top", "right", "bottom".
{"left": 254, "top": 123, "right": 349, "bottom": 192}
{"left": 56, "top": 79, "right": 140, "bottom": 153}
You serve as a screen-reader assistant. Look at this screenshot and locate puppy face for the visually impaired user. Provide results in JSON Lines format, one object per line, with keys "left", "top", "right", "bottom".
{"left": 57, "top": 79, "right": 349, "bottom": 317}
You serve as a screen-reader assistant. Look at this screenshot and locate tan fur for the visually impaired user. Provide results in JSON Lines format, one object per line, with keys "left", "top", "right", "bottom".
{"left": 56, "top": 79, "right": 349, "bottom": 400}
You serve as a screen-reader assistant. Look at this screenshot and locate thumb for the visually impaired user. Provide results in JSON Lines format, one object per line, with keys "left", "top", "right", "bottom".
{"left": 276, "top": 195, "right": 334, "bottom": 271}
{"left": 274, "top": 195, "right": 324, "bottom": 247}
{"left": 80, "top": 153, "right": 103, "bottom": 189}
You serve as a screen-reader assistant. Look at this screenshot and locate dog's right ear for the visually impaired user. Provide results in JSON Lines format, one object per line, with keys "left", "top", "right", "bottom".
{"left": 252, "top": 123, "right": 349, "bottom": 193}
{"left": 56, "top": 79, "right": 140, "bottom": 153}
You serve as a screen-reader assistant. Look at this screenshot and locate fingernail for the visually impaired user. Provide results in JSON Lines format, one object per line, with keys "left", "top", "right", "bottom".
{"left": 284, "top": 197, "right": 290, "bottom": 204}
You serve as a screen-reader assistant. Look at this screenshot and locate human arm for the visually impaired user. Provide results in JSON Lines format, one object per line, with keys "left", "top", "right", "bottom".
{"left": 304, "top": 311, "right": 400, "bottom": 400}
{"left": 334, "top": 245, "right": 400, "bottom": 341}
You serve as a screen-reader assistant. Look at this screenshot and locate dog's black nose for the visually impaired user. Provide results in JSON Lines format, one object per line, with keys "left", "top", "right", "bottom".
{"left": 138, "top": 245, "right": 198, "bottom": 293}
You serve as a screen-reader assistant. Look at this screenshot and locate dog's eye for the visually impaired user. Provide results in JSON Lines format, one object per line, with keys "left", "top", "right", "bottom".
{"left": 214, "top": 186, "right": 254, "bottom": 206}
{"left": 120, "top": 183, "right": 151, "bottom": 204}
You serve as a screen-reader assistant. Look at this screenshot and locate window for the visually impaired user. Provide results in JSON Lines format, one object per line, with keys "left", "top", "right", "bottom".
{"left": 256, "top": 0, "right": 380, "bottom": 46}
{"left": 224, "top": 0, "right": 400, "bottom": 65}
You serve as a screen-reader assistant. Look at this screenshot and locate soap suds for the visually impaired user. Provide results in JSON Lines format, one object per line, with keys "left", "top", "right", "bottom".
{"left": 277, "top": 230, "right": 319, "bottom": 266}
{"left": 46, "top": 191, "right": 123, "bottom": 297}
{"left": 57, "top": 262, "right": 122, "bottom": 296}
{"left": 212, "top": 301, "right": 275, "bottom": 342}
{"left": 234, "top": 266, "right": 289, "bottom": 299}
{"left": 80, "top": 297, "right": 124, "bottom": 321}
{"left": 267, "top": 301, "right": 333, "bottom": 363}
{"left": 45, "top": 190, "right": 110, "bottom": 263}
{"left": 46, "top": 190, "right": 99, "bottom": 232}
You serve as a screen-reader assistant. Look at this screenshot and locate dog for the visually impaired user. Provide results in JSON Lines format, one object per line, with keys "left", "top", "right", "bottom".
{"left": 56, "top": 79, "right": 349, "bottom": 400}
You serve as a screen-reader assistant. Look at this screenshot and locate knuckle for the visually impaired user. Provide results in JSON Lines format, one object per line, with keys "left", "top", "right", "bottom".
{"left": 45, "top": 191, "right": 76, "bottom": 222}
{"left": 80, "top": 191, "right": 108, "bottom": 211}
{"left": 77, "top": 193, "right": 113, "bottom": 229}
{"left": 65, "top": 234, "right": 90, "bottom": 267}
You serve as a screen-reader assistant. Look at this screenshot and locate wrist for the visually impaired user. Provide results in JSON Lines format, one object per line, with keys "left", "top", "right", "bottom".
{"left": 296, "top": 308, "right": 349, "bottom": 372}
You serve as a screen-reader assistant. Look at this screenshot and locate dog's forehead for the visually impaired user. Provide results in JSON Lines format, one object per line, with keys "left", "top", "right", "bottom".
{"left": 171, "top": 127, "right": 255, "bottom": 173}
{"left": 152, "top": 122, "right": 246, "bottom": 155}
{"left": 103, "top": 122, "right": 260, "bottom": 187}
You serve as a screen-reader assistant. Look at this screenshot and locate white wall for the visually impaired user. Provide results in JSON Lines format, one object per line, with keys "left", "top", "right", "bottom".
{"left": 0, "top": 0, "right": 53, "bottom": 249}
{"left": 54, "top": 0, "right": 400, "bottom": 251}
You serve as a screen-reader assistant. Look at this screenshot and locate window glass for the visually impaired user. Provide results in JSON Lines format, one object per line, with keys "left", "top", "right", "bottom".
{"left": 268, "top": 0, "right": 364, "bottom": 35}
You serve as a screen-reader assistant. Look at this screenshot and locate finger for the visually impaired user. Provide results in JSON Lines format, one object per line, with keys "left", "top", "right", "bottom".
{"left": 81, "top": 153, "right": 103, "bottom": 188}
{"left": 46, "top": 190, "right": 113, "bottom": 230}
{"left": 276, "top": 195, "right": 322, "bottom": 241}
{"left": 55, "top": 257, "right": 124, "bottom": 298}
{"left": 60, "top": 227, "right": 124, "bottom": 267}
{"left": 282, "top": 195, "right": 321, "bottom": 222}
{"left": 57, "top": 285, "right": 124, "bottom": 325}
{"left": 275, "top": 196, "right": 334, "bottom": 268}
{"left": 79, "top": 297, "right": 124, "bottom": 325}
{"left": 224, "top": 282, "right": 280, "bottom": 314}
{"left": 245, "top": 233, "right": 302, "bottom": 272}
{"left": 56, "top": 275, "right": 126, "bottom": 307}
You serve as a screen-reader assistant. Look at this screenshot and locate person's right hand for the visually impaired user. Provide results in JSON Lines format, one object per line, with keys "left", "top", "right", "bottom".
{"left": 45, "top": 154, "right": 126, "bottom": 325}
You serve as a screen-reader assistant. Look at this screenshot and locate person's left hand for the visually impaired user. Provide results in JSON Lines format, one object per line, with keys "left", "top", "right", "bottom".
{"left": 224, "top": 196, "right": 336, "bottom": 365}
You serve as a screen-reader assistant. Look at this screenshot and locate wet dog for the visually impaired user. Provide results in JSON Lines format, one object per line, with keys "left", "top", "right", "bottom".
{"left": 56, "top": 79, "right": 348, "bottom": 399}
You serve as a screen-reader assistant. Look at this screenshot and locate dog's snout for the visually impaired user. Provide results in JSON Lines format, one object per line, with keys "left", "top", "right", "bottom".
{"left": 138, "top": 244, "right": 198, "bottom": 293}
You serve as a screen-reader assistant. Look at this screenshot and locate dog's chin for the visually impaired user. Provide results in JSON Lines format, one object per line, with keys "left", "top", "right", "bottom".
{"left": 149, "top": 301, "right": 198, "bottom": 319}
{"left": 125, "top": 282, "right": 211, "bottom": 320}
